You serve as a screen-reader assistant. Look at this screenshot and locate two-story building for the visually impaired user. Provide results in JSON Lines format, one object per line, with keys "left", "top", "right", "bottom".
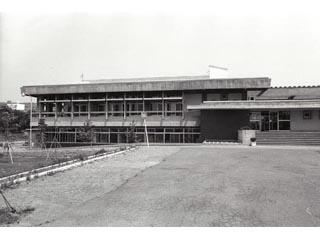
{"left": 21, "top": 71, "right": 320, "bottom": 145}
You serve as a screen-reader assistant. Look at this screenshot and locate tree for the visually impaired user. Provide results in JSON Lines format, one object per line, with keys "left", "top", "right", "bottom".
{"left": 0, "top": 106, "right": 14, "bottom": 140}
{"left": 127, "top": 120, "right": 137, "bottom": 143}
{"left": 76, "top": 120, "right": 95, "bottom": 144}
{"left": 0, "top": 105, "right": 30, "bottom": 137}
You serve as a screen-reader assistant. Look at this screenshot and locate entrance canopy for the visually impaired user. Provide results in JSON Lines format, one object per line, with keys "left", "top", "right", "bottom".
{"left": 187, "top": 99, "right": 320, "bottom": 110}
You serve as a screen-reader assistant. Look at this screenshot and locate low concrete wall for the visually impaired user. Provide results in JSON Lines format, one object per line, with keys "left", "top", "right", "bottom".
{"left": 238, "top": 130, "right": 256, "bottom": 145}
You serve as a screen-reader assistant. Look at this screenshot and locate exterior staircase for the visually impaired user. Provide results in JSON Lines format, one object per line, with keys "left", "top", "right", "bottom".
{"left": 256, "top": 131, "right": 320, "bottom": 146}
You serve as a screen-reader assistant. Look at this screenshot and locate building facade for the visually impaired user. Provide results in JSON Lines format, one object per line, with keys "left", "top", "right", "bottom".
{"left": 21, "top": 75, "right": 320, "bottom": 145}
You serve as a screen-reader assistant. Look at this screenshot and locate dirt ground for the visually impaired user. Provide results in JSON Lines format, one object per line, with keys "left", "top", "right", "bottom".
{"left": 0, "top": 144, "right": 120, "bottom": 178}
{"left": 1, "top": 145, "right": 320, "bottom": 226}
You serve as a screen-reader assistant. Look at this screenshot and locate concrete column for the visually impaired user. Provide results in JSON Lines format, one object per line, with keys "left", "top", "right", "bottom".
{"left": 105, "top": 93, "right": 108, "bottom": 120}
{"left": 54, "top": 95, "right": 57, "bottom": 126}
{"left": 162, "top": 91, "right": 165, "bottom": 119}
{"left": 37, "top": 98, "right": 41, "bottom": 120}
{"left": 88, "top": 94, "right": 91, "bottom": 120}
{"left": 142, "top": 92, "right": 145, "bottom": 112}
{"left": 71, "top": 94, "right": 74, "bottom": 125}
{"left": 123, "top": 93, "right": 126, "bottom": 119}
{"left": 182, "top": 91, "right": 185, "bottom": 120}
{"left": 183, "top": 128, "right": 185, "bottom": 143}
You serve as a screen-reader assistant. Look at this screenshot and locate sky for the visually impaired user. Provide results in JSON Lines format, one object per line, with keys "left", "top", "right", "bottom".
{"left": 0, "top": 0, "right": 320, "bottom": 102}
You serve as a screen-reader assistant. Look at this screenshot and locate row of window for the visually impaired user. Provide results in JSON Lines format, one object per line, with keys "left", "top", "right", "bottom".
{"left": 249, "top": 110, "right": 320, "bottom": 131}
{"left": 39, "top": 92, "right": 248, "bottom": 103}
{"left": 43, "top": 127, "right": 201, "bottom": 144}
{"left": 249, "top": 111, "right": 291, "bottom": 131}
{"left": 206, "top": 93, "right": 244, "bottom": 101}
{"left": 39, "top": 101, "right": 183, "bottom": 117}
{"left": 39, "top": 91, "right": 183, "bottom": 101}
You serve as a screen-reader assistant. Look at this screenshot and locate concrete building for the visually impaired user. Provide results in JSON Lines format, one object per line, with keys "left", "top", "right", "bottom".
{"left": 21, "top": 70, "right": 320, "bottom": 145}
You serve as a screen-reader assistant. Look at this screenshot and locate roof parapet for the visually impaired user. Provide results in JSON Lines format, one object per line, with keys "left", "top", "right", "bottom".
{"left": 21, "top": 77, "right": 271, "bottom": 96}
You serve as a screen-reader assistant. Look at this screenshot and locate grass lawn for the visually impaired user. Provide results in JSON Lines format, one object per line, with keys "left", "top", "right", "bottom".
{"left": 0, "top": 145, "right": 119, "bottom": 178}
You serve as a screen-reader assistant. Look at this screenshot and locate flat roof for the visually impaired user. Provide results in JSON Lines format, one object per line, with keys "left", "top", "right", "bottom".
{"left": 187, "top": 99, "right": 320, "bottom": 110}
{"left": 21, "top": 77, "right": 271, "bottom": 96}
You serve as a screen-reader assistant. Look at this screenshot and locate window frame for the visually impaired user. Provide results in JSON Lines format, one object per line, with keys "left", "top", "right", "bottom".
{"left": 303, "top": 110, "right": 312, "bottom": 120}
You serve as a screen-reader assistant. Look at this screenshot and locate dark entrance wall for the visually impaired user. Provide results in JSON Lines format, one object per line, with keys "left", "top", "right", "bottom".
{"left": 200, "top": 110, "right": 250, "bottom": 141}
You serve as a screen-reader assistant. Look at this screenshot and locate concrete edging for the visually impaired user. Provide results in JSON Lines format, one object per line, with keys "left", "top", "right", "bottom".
{"left": 0, "top": 146, "right": 136, "bottom": 189}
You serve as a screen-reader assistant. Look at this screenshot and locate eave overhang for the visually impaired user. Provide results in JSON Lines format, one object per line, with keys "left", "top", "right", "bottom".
{"left": 21, "top": 77, "right": 271, "bottom": 96}
{"left": 187, "top": 99, "right": 320, "bottom": 110}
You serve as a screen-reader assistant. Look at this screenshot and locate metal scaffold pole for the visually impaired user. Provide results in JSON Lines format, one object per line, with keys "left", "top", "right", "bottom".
{"left": 144, "top": 119, "right": 149, "bottom": 147}
{"left": 29, "top": 96, "right": 32, "bottom": 149}
{"left": 141, "top": 112, "right": 149, "bottom": 147}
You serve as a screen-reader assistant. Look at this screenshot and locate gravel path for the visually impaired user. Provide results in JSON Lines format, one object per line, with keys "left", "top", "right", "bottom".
{"left": 0, "top": 146, "right": 181, "bottom": 226}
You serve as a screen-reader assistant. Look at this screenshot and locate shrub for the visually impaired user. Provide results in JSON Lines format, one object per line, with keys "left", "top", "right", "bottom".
{"left": 76, "top": 154, "right": 85, "bottom": 161}
{"left": 119, "top": 146, "right": 126, "bottom": 151}
{"left": 95, "top": 149, "right": 107, "bottom": 155}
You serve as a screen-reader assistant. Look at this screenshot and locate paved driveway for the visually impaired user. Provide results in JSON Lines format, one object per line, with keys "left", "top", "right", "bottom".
{"left": 45, "top": 146, "right": 320, "bottom": 226}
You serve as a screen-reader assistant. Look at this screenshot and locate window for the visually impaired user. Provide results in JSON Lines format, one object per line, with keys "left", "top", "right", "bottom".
{"left": 108, "top": 102, "right": 124, "bottom": 116}
{"left": 228, "top": 93, "right": 243, "bottom": 100}
{"left": 279, "top": 111, "right": 290, "bottom": 120}
{"left": 303, "top": 110, "right": 312, "bottom": 120}
{"left": 98, "top": 104, "right": 105, "bottom": 112}
{"left": 207, "top": 93, "right": 220, "bottom": 101}
{"left": 74, "top": 103, "right": 87, "bottom": 112}
{"left": 278, "top": 111, "right": 290, "bottom": 130}
{"left": 249, "top": 112, "right": 261, "bottom": 130}
{"left": 165, "top": 101, "right": 183, "bottom": 116}
{"left": 176, "top": 103, "right": 182, "bottom": 111}
{"left": 145, "top": 101, "right": 162, "bottom": 115}
{"left": 126, "top": 102, "right": 143, "bottom": 116}
{"left": 249, "top": 111, "right": 291, "bottom": 131}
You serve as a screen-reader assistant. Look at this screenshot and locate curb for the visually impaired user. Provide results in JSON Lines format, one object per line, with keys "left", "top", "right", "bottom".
{"left": 0, "top": 146, "right": 137, "bottom": 189}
